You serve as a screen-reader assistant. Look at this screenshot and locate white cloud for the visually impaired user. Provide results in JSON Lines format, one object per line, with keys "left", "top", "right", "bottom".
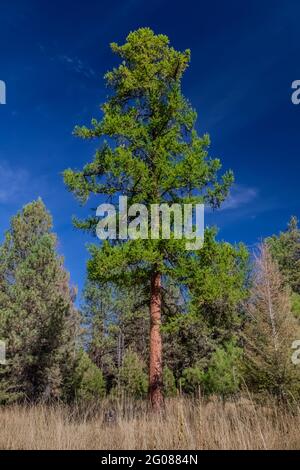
{"left": 56, "top": 54, "right": 96, "bottom": 79}
{"left": 39, "top": 44, "right": 96, "bottom": 79}
{"left": 220, "top": 184, "right": 258, "bottom": 211}
{"left": 0, "top": 163, "right": 29, "bottom": 203}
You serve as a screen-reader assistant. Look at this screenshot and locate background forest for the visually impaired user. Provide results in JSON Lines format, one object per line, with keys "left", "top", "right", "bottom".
{"left": 1, "top": 200, "right": 300, "bottom": 405}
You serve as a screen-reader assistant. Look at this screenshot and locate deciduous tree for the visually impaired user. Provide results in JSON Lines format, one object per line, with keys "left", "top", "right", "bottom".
{"left": 243, "top": 243, "right": 300, "bottom": 399}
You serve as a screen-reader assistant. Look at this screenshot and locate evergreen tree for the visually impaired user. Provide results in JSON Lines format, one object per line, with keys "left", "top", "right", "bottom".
{"left": 204, "top": 339, "right": 242, "bottom": 396}
{"left": 163, "top": 229, "right": 248, "bottom": 379}
{"left": 0, "top": 200, "right": 79, "bottom": 403}
{"left": 267, "top": 216, "right": 300, "bottom": 294}
{"left": 71, "top": 349, "right": 106, "bottom": 402}
{"left": 64, "top": 28, "right": 233, "bottom": 410}
{"left": 163, "top": 366, "right": 177, "bottom": 397}
{"left": 187, "top": 229, "right": 249, "bottom": 333}
{"left": 82, "top": 280, "right": 149, "bottom": 391}
{"left": 179, "top": 366, "right": 204, "bottom": 396}
{"left": 118, "top": 349, "right": 148, "bottom": 399}
{"left": 82, "top": 281, "right": 116, "bottom": 387}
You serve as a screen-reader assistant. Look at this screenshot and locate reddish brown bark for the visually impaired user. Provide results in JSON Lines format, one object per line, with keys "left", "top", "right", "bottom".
{"left": 149, "top": 271, "right": 164, "bottom": 411}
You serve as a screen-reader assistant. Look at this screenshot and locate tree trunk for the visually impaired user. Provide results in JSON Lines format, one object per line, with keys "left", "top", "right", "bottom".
{"left": 149, "top": 271, "right": 164, "bottom": 411}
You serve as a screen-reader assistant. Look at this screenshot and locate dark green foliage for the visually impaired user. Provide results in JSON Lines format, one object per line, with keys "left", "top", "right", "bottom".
{"left": 267, "top": 216, "right": 300, "bottom": 294}
{"left": 179, "top": 340, "right": 242, "bottom": 397}
{"left": 163, "top": 367, "right": 177, "bottom": 397}
{"left": 72, "top": 350, "right": 106, "bottom": 401}
{"left": 186, "top": 228, "right": 249, "bottom": 332}
{"left": 118, "top": 350, "right": 148, "bottom": 399}
{"left": 179, "top": 366, "right": 204, "bottom": 395}
{"left": 291, "top": 292, "right": 300, "bottom": 318}
{"left": 204, "top": 339, "right": 242, "bottom": 396}
{"left": 163, "top": 314, "right": 211, "bottom": 381}
{"left": 0, "top": 200, "right": 79, "bottom": 403}
{"left": 82, "top": 280, "right": 149, "bottom": 391}
{"left": 82, "top": 281, "right": 117, "bottom": 386}
{"left": 163, "top": 229, "right": 249, "bottom": 380}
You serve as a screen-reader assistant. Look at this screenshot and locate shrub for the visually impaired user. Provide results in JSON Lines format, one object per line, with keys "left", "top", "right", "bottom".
{"left": 73, "top": 350, "right": 106, "bottom": 401}
{"left": 204, "top": 340, "right": 242, "bottom": 396}
{"left": 180, "top": 366, "right": 204, "bottom": 395}
{"left": 163, "top": 367, "right": 177, "bottom": 397}
{"left": 119, "top": 350, "right": 148, "bottom": 399}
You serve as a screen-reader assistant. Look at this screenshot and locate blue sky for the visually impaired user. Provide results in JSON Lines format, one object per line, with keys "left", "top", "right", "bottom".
{"left": 0, "top": 0, "right": 300, "bottom": 296}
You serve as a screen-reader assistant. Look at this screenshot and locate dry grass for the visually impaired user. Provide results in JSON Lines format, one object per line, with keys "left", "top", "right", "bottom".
{"left": 1, "top": 397, "right": 300, "bottom": 450}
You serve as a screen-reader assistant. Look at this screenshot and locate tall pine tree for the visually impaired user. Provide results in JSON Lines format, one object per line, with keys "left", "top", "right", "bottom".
{"left": 64, "top": 28, "right": 233, "bottom": 410}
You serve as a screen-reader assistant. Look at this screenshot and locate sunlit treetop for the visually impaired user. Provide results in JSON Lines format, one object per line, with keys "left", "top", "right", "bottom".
{"left": 64, "top": 28, "right": 234, "bottom": 284}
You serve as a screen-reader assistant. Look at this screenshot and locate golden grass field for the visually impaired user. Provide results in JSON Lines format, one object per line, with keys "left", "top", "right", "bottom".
{"left": 1, "top": 397, "right": 300, "bottom": 450}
